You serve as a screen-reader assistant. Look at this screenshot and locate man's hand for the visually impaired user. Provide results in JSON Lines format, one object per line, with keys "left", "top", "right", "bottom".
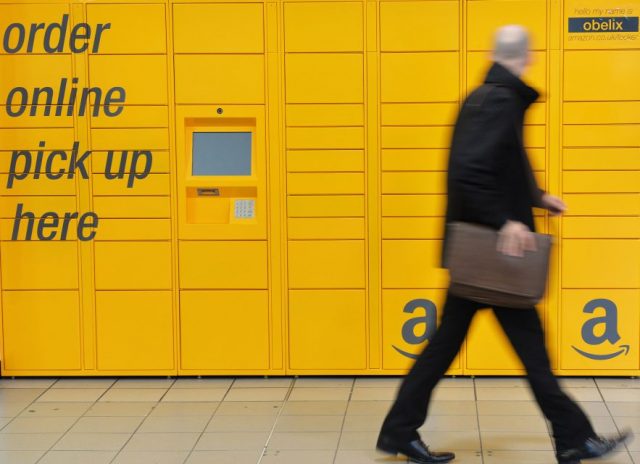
{"left": 497, "top": 220, "right": 537, "bottom": 257}
{"left": 541, "top": 193, "right": 567, "bottom": 216}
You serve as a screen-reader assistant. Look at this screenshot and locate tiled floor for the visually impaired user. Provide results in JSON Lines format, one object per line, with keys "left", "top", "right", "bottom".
{"left": 0, "top": 376, "right": 637, "bottom": 464}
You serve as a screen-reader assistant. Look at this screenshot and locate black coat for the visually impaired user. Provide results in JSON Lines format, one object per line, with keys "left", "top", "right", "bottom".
{"left": 443, "top": 62, "right": 544, "bottom": 265}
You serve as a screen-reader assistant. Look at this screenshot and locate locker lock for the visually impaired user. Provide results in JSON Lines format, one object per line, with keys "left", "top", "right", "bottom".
{"left": 216, "top": 107, "right": 223, "bottom": 115}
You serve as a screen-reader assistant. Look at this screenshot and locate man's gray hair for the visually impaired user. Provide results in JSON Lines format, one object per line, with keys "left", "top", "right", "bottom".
{"left": 493, "top": 25, "right": 530, "bottom": 74}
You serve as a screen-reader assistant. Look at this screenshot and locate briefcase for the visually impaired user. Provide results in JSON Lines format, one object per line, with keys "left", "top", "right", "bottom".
{"left": 445, "top": 222, "right": 552, "bottom": 309}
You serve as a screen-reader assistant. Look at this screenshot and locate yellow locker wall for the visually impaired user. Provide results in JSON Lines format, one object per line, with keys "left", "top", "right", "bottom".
{"left": 0, "top": 0, "right": 638, "bottom": 377}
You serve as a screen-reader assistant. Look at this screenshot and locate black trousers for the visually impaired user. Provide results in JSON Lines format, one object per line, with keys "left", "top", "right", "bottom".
{"left": 380, "top": 292, "right": 595, "bottom": 454}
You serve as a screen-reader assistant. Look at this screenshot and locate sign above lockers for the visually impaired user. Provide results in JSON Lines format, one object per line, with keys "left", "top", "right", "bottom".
{"left": 565, "top": 0, "right": 639, "bottom": 49}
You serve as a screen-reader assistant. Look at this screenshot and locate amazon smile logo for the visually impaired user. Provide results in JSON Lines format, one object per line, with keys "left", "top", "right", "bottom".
{"left": 392, "top": 299, "right": 437, "bottom": 360}
{"left": 571, "top": 299, "right": 630, "bottom": 361}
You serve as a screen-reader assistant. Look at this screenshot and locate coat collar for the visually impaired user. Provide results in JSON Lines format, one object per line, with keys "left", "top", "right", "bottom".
{"left": 484, "top": 62, "right": 539, "bottom": 107}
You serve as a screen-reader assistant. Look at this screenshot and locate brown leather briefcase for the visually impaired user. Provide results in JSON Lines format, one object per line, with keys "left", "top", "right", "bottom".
{"left": 445, "top": 222, "right": 552, "bottom": 309}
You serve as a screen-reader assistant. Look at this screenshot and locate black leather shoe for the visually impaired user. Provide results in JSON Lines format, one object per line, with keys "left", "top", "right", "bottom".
{"left": 557, "top": 430, "right": 632, "bottom": 463}
{"left": 377, "top": 435, "right": 455, "bottom": 463}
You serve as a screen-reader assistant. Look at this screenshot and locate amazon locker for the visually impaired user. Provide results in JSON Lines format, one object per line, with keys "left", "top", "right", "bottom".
{"left": 0, "top": 0, "right": 638, "bottom": 377}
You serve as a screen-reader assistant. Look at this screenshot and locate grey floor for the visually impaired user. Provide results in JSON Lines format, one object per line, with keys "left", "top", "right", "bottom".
{"left": 0, "top": 376, "right": 637, "bottom": 464}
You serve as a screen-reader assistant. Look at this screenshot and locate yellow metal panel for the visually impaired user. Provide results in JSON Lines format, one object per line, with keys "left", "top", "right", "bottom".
{"left": 95, "top": 219, "right": 171, "bottom": 241}
{"left": 0, "top": 111, "right": 73, "bottom": 128}
{"left": 175, "top": 55, "right": 265, "bottom": 104}
{"left": 96, "top": 291, "right": 174, "bottom": 370}
{"left": 287, "top": 195, "right": 365, "bottom": 217}
{"left": 562, "top": 240, "right": 639, "bottom": 288}
{"left": 180, "top": 290, "right": 269, "bottom": 370}
{"left": 91, "top": 106, "right": 169, "bottom": 128}
{"left": 381, "top": 127, "right": 453, "bottom": 149}
{"left": 92, "top": 173, "right": 170, "bottom": 196}
{"left": 381, "top": 103, "right": 459, "bottom": 126}
{"left": 563, "top": 148, "right": 640, "bottom": 170}
{"left": 288, "top": 218, "right": 365, "bottom": 239}
{"left": 0, "top": 196, "right": 77, "bottom": 218}
{"left": 0, "top": 55, "right": 72, "bottom": 99}
{"left": 563, "top": 171, "right": 640, "bottom": 193}
{"left": 0, "top": 129, "right": 74, "bottom": 150}
{"left": 564, "top": 102, "right": 640, "bottom": 124}
{"left": 0, "top": 176, "right": 76, "bottom": 196}
{"left": 0, "top": 219, "right": 78, "bottom": 241}
{"left": 287, "top": 150, "right": 364, "bottom": 172}
{"left": 524, "top": 126, "right": 546, "bottom": 148}
{"left": 560, "top": 290, "right": 639, "bottom": 370}
{"left": 382, "top": 172, "right": 446, "bottom": 194}
{"left": 286, "top": 127, "right": 364, "bottom": 150}
{"left": 286, "top": 104, "right": 364, "bottom": 126}
{"left": 92, "top": 150, "right": 171, "bottom": 174}
{"left": 173, "top": 3, "right": 264, "bottom": 53}
{"left": 563, "top": 217, "right": 639, "bottom": 239}
{"left": 87, "top": 4, "right": 166, "bottom": 54}
{"left": 467, "top": 51, "right": 546, "bottom": 96}
{"left": 289, "top": 290, "right": 366, "bottom": 369}
{"left": 563, "top": 194, "right": 640, "bottom": 216}
{"left": 1, "top": 241, "right": 78, "bottom": 290}
{"left": 91, "top": 128, "right": 169, "bottom": 150}
{"left": 564, "top": 125, "right": 640, "bottom": 147}
{"left": 286, "top": 54, "right": 364, "bottom": 103}
{"left": 467, "top": 0, "right": 547, "bottom": 50}
{"left": 526, "top": 103, "right": 546, "bottom": 125}
{"left": 2, "top": 291, "right": 81, "bottom": 370}
{"left": 382, "top": 240, "right": 448, "bottom": 288}
{"left": 528, "top": 148, "right": 546, "bottom": 171}
{"left": 564, "top": 51, "right": 640, "bottom": 101}
{"left": 288, "top": 240, "right": 365, "bottom": 288}
{"left": 284, "top": 2, "right": 363, "bottom": 52}
{"left": 287, "top": 173, "right": 364, "bottom": 195}
{"left": 89, "top": 55, "right": 168, "bottom": 105}
{"left": 382, "top": 195, "right": 446, "bottom": 217}
{"left": 382, "top": 217, "right": 444, "bottom": 240}
{"left": 0, "top": 4, "right": 70, "bottom": 55}
{"left": 93, "top": 197, "right": 170, "bottom": 219}
{"left": 381, "top": 149, "right": 448, "bottom": 171}
{"left": 466, "top": 309, "right": 528, "bottom": 370}
{"left": 380, "top": 1, "right": 459, "bottom": 51}
{"left": 381, "top": 53, "right": 459, "bottom": 102}
{"left": 179, "top": 241, "right": 268, "bottom": 289}
{"left": 382, "top": 289, "right": 461, "bottom": 371}
{"left": 94, "top": 241, "right": 172, "bottom": 290}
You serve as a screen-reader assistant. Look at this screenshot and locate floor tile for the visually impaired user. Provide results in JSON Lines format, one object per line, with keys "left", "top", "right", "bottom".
{"left": 274, "top": 415, "right": 344, "bottom": 432}
{"left": 0, "top": 433, "right": 62, "bottom": 450}
{"left": 85, "top": 402, "right": 156, "bottom": 417}
{"left": 267, "top": 432, "right": 340, "bottom": 450}
{"left": 37, "top": 389, "right": 106, "bottom": 403}
{"left": 69, "top": 417, "right": 144, "bottom": 434}
{"left": 124, "top": 433, "right": 200, "bottom": 451}
{"left": 288, "top": 388, "right": 351, "bottom": 402}
{"left": 283, "top": 401, "right": 348, "bottom": 416}
{"left": 294, "top": 378, "right": 354, "bottom": 388}
{"left": 475, "top": 378, "right": 528, "bottom": 388}
{"left": 608, "top": 402, "right": 640, "bottom": 417}
{"left": 206, "top": 415, "right": 276, "bottom": 432}
{"left": 149, "top": 402, "right": 219, "bottom": 417}
{"left": 1, "top": 417, "right": 76, "bottom": 433}
{"left": 596, "top": 378, "right": 640, "bottom": 389}
{"left": 593, "top": 452, "right": 634, "bottom": 463}
{"left": 483, "top": 449, "right": 556, "bottom": 463}
{"left": 0, "top": 450, "right": 45, "bottom": 464}
{"left": 337, "top": 432, "right": 377, "bottom": 450}
{"left": 334, "top": 449, "right": 400, "bottom": 464}
{"left": 613, "top": 416, "right": 640, "bottom": 433}
{"left": 138, "top": 416, "right": 210, "bottom": 433}
{"left": 477, "top": 401, "right": 542, "bottom": 416}
{"left": 52, "top": 379, "right": 116, "bottom": 389}
{"left": 349, "top": 388, "right": 395, "bottom": 401}
{"left": 261, "top": 449, "right": 335, "bottom": 464}
{"left": 215, "top": 402, "right": 283, "bottom": 416}
{"left": 195, "top": 432, "right": 270, "bottom": 450}
{"left": 112, "top": 379, "right": 176, "bottom": 389}
{"left": 184, "top": 450, "right": 261, "bottom": 464}
{"left": 478, "top": 415, "right": 548, "bottom": 433}
{"left": 630, "top": 451, "right": 639, "bottom": 463}
{"left": 0, "top": 389, "right": 46, "bottom": 404}
{"left": 430, "top": 401, "right": 478, "bottom": 416}
{"left": 172, "top": 378, "right": 233, "bottom": 389}
{"left": 342, "top": 415, "right": 384, "bottom": 432}
{"left": 476, "top": 387, "right": 534, "bottom": 401}
{"left": 112, "top": 450, "right": 190, "bottom": 464}
{"left": 590, "top": 416, "right": 621, "bottom": 434}
{"left": 0, "top": 417, "right": 11, "bottom": 430}
{"left": 53, "top": 432, "right": 131, "bottom": 451}
{"left": 232, "top": 378, "right": 293, "bottom": 389}
{"left": 38, "top": 450, "right": 117, "bottom": 464}
{"left": 559, "top": 377, "right": 597, "bottom": 388}
{"left": 417, "top": 431, "right": 481, "bottom": 451}
{"left": 0, "top": 379, "right": 56, "bottom": 389}
{"left": 432, "top": 387, "right": 476, "bottom": 401}
{"left": 162, "top": 389, "right": 227, "bottom": 403}
{"left": 564, "top": 387, "right": 603, "bottom": 402}
{"left": 579, "top": 401, "right": 614, "bottom": 417}
{"left": 353, "top": 378, "right": 401, "bottom": 388}
{"left": 481, "top": 431, "right": 554, "bottom": 451}
{"left": 225, "top": 388, "right": 289, "bottom": 402}
{"left": 344, "top": 401, "right": 391, "bottom": 416}
{"left": 100, "top": 389, "right": 167, "bottom": 403}
{"left": 602, "top": 389, "right": 640, "bottom": 402}
{"left": 0, "top": 404, "right": 30, "bottom": 417}
{"left": 420, "top": 415, "right": 479, "bottom": 432}
{"left": 19, "top": 403, "right": 92, "bottom": 418}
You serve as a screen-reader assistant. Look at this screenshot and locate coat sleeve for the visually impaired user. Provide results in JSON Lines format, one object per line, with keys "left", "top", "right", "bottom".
{"left": 450, "top": 89, "right": 517, "bottom": 230}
